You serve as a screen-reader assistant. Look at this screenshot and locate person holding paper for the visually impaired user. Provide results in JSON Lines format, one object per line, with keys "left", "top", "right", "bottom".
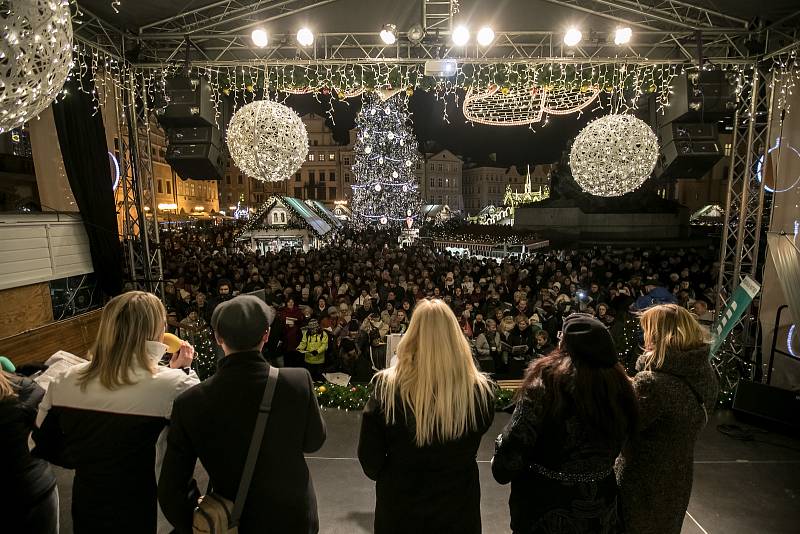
{"left": 31, "top": 291, "right": 198, "bottom": 534}
{"left": 297, "top": 319, "right": 328, "bottom": 380}
{"left": 358, "top": 298, "right": 495, "bottom": 533}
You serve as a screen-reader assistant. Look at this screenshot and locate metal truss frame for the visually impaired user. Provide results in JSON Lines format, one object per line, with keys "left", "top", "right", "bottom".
{"left": 111, "top": 68, "right": 164, "bottom": 298}
{"left": 714, "top": 65, "right": 776, "bottom": 393}
{"left": 72, "top": 0, "right": 799, "bottom": 64}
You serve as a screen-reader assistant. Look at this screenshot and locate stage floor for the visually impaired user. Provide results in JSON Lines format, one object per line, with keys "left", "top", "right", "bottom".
{"left": 52, "top": 409, "right": 800, "bottom": 533}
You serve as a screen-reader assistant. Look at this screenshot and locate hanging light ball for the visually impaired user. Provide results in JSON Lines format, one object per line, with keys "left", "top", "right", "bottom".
{"left": 227, "top": 99, "right": 309, "bottom": 182}
{"left": 405, "top": 159, "right": 412, "bottom": 167}
{"left": 374, "top": 183, "right": 382, "bottom": 192}
{"left": 0, "top": 0, "right": 73, "bottom": 133}
{"left": 380, "top": 216, "right": 388, "bottom": 225}
{"left": 387, "top": 132, "right": 395, "bottom": 140}
{"left": 569, "top": 114, "right": 659, "bottom": 197}
{"left": 364, "top": 145, "right": 372, "bottom": 154}
{"left": 392, "top": 171, "right": 399, "bottom": 178}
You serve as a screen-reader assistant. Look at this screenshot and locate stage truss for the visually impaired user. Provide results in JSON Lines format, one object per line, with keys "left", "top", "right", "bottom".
{"left": 70, "top": 1, "right": 800, "bottom": 395}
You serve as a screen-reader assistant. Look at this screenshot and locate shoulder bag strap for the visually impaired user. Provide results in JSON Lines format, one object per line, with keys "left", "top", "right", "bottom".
{"left": 654, "top": 370, "right": 709, "bottom": 425}
{"left": 231, "top": 365, "right": 279, "bottom": 527}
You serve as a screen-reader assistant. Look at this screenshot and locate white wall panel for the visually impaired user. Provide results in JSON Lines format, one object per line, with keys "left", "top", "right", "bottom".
{"left": 0, "top": 214, "right": 94, "bottom": 291}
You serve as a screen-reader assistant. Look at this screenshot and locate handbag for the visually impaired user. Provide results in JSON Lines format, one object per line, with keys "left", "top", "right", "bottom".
{"left": 193, "top": 366, "right": 279, "bottom": 534}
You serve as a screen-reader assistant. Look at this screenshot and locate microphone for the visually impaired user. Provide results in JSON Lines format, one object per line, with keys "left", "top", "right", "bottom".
{"left": 162, "top": 332, "right": 183, "bottom": 354}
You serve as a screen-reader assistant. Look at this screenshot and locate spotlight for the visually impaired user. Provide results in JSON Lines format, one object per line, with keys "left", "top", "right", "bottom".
{"left": 251, "top": 28, "right": 268, "bottom": 48}
{"left": 477, "top": 26, "right": 495, "bottom": 46}
{"left": 614, "top": 27, "right": 632, "bottom": 45}
{"left": 564, "top": 27, "right": 582, "bottom": 47}
{"left": 380, "top": 24, "right": 397, "bottom": 45}
{"left": 407, "top": 23, "right": 425, "bottom": 45}
{"left": 452, "top": 25, "right": 470, "bottom": 46}
{"left": 297, "top": 27, "right": 314, "bottom": 47}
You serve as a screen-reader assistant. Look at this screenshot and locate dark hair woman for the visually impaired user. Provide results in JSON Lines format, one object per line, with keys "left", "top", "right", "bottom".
{"left": 492, "top": 313, "right": 638, "bottom": 534}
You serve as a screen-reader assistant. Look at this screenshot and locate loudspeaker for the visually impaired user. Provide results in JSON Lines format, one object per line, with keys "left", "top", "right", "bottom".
{"left": 166, "top": 142, "right": 223, "bottom": 180}
{"left": 156, "top": 77, "right": 216, "bottom": 128}
{"left": 659, "top": 122, "right": 723, "bottom": 179}
{"left": 732, "top": 380, "right": 800, "bottom": 431}
{"left": 168, "top": 126, "right": 221, "bottom": 146}
{"left": 662, "top": 71, "right": 737, "bottom": 124}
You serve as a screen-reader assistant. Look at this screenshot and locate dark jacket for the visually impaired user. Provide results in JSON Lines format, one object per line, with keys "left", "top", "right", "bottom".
{"left": 158, "top": 351, "right": 326, "bottom": 534}
{"left": 32, "top": 343, "right": 199, "bottom": 534}
{"left": 616, "top": 347, "right": 718, "bottom": 534}
{"left": 358, "top": 386, "right": 495, "bottom": 534}
{"left": 1, "top": 376, "right": 56, "bottom": 514}
{"left": 492, "top": 378, "right": 626, "bottom": 534}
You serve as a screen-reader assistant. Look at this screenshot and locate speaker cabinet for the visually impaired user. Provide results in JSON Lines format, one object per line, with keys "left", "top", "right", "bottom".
{"left": 659, "top": 122, "right": 723, "bottom": 179}
{"left": 662, "top": 71, "right": 737, "bottom": 124}
{"left": 732, "top": 380, "right": 800, "bottom": 432}
{"left": 156, "top": 77, "right": 216, "bottom": 128}
{"left": 166, "top": 142, "right": 223, "bottom": 180}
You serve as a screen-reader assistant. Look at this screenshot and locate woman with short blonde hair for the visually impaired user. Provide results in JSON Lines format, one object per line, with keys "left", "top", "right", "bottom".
{"left": 358, "top": 298, "right": 495, "bottom": 533}
{"left": 616, "top": 303, "right": 718, "bottom": 534}
{"left": 33, "top": 291, "right": 198, "bottom": 534}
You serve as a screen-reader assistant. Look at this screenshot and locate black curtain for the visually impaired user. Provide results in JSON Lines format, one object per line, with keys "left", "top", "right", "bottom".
{"left": 52, "top": 77, "right": 123, "bottom": 298}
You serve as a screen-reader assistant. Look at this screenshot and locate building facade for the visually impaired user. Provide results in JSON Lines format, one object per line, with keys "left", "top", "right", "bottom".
{"left": 463, "top": 164, "right": 552, "bottom": 214}
{"left": 416, "top": 150, "right": 464, "bottom": 211}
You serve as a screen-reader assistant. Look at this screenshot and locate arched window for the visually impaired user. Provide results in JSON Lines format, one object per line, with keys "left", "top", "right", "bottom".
{"left": 281, "top": 212, "right": 286, "bottom": 223}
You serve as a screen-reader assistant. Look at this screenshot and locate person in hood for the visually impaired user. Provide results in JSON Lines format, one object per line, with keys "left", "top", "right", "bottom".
{"left": 616, "top": 304, "right": 718, "bottom": 534}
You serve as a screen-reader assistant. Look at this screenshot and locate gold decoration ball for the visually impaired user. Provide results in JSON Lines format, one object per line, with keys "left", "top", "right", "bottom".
{"left": 580, "top": 83, "right": 591, "bottom": 92}
{"left": 500, "top": 86, "right": 510, "bottom": 94}
{"left": 223, "top": 88, "right": 231, "bottom": 95}
{"left": 318, "top": 385, "right": 327, "bottom": 394}
{"left": 605, "top": 84, "right": 614, "bottom": 92}
{"left": 406, "top": 88, "right": 414, "bottom": 96}
{"left": 648, "top": 84, "right": 657, "bottom": 93}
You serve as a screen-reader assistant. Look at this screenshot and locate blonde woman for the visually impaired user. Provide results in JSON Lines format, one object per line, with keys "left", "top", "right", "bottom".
{"left": 616, "top": 304, "right": 718, "bottom": 534}
{"left": 1, "top": 369, "right": 58, "bottom": 534}
{"left": 358, "top": 298, "right": 495, "bottom": 534}
{"left": 32, "top": 291, "right": 198, "bottom": 534}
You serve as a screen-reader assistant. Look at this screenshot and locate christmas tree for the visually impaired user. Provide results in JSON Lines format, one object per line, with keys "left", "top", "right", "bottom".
{"left": 351, "top": 94, "right": 421, "bottom": 228}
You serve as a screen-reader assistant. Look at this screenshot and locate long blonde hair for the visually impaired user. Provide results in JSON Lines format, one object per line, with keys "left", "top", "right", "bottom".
{"left": 373, "top": 299, "right": 493, "bottom": 447}
{"left": 0, "top": 371, "right": 17, "bottom": 400}
{"left": 78, "top": 291, "right": 166, "bottom": 390}
{"left": 639, "top": 304, "right": 709, "bottom": 371}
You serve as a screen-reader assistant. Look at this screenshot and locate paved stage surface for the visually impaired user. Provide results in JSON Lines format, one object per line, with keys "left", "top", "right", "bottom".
{"left": 52, "top": 409, "right": 800, "bottom": 533}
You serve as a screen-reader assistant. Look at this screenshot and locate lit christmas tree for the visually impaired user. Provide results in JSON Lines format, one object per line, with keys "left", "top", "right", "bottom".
{"left": 351, "top": 94, "right": 421, "bottom": 228}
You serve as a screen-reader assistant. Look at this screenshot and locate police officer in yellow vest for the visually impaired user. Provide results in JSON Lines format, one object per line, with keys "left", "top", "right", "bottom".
{"left": 298, "top": 318, "right": 328, "bottom": 380}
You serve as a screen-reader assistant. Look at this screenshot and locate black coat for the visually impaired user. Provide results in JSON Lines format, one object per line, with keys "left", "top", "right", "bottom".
{"left": 1, "top": 376, "right": 56, "bottom": 517}
{"left": 158, "top": 351, "right": 326, "bottom": 534}
{"left": 358, "top": 387, "right": 495, "bottom": 534}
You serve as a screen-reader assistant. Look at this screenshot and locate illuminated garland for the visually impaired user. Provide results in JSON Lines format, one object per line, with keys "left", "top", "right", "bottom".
{"left": 463, "top": 84, "right": 600, "bottom": 126}
{"left": 315, "top": 382, "right": 516, "bottom": 411}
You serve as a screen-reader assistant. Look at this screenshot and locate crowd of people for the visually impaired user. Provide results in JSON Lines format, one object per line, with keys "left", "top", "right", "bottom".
{"left": 158, "top": 223, "right": 720, "bottom": 379}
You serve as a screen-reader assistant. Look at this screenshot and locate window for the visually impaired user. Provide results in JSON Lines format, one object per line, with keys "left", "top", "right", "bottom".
{"left": 430, "top": 178, "right": 435, "bottom": 187}
{"left": 308, "top": 171, "right": 315, "bottom": 183}
{"left": 329, "top": 187, "right": 336, "bottom": 199}
{"left": 166, "top": 181, "right": 171, "bottom": 194}
{"left": 343, "top": 156, "right": 350, "bottom": 165}
{"left": 329, "top": 153, "right": 335, "bottom": 161}
{"left": 281, "top": 212, "right": 285, "bottom": 223}
{"left": 319, "top": 187, "right": 326, "bottom": 200}
{"left": 308, "top": 154, "right": 315, "bottom": 161}
{"left": 157, "top": 180, "right": 163, "bottom": 194}
{"left": 345, "top": 172, "right": 350, "bottom": 183}
{"left": 319, "top": 171, "right": 325, "bottom": 182}
{"left": 330, "top": 171, "right": 336, "bottom": 182}
{"left": 295, "top": 172, "right": 301, "bottom": 182}
{"left": 273, "top": 212, "right": 279, "bottom": 223}
{"left": 294, "top": 187, "right": 303, "bottom": 197}
{"left": 437, "top": 163, "right": 443, "bottom": 171}
{"left": 226, "top": 175, "right": 231, "bottom": 184}
{"left": 313, "top": 140, "right": 318, "bottom": 146}
{"left": 724, "top": 143, "right": 732, "bottom": 156}
{"left": 238, "top": 175, "right": 243, "bottom": 185}
{"left": 438, "top": 178, "right": 443, "bottom": 187}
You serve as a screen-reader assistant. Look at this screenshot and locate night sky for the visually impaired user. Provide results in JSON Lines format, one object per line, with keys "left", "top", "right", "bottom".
{"left": 283, "top": 89, "right": 607, "bottom": 166}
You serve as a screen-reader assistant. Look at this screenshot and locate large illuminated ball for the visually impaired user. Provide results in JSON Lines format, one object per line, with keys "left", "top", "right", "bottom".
{"left": 569, "top": 114, "right": 659, "bottom": 197}
{"left": 226, "top": 100, "right": 309, "bottom": 182}
{"left": 0, "top": 0, "right": 73, "bottom": 133}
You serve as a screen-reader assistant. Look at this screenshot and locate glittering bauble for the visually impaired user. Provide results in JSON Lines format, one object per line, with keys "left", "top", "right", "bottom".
{"left": 370, "top": 108, "right": 377, "bottom": 115}
{"left": 406, "top": 88, "right": 414, "bottom": 96}
{"left": 405, "top": 159, "right": 411, "bottom": 167}
{"left": 569, "top": 114, "right": 659, "bottom": 197}
{"left": 318, "top": 385, "right": 327, "bottom": 393}
{"left": 399, "top": 139, "right": 405, "bottom": 146}
{"left": 380, "top": 216, "right": 388, "bottom": 225}
{"left": 406, "top": 209, "right": 412, "bottom": 216}
{"left": 406, "top": 217, "right": 413, "bottom": 228}
{"left": 402, "top": 185, "right": 408, "bottom": 192}
{"left": 363, "top": 131, "right": 370, "bottom": 139}
{"left": 365, "top": 145, "right": 372, "bottom": 154}
{"left": 387, "top": 132, "right": 395, "bottom": 140}
{"left": 0, "top": 0, "right": 73, "bottom": 133}
{"left": 374, "top": 184, "right": 382, "bottom": 192}
{"left": 227, "top": 100, "right": 309, "bottom": 182}
{"left": 378, "top": 157, "right": 384, "bottom": 164}
{"left": 392, "top": 171, "right": 399, "bottom": 178}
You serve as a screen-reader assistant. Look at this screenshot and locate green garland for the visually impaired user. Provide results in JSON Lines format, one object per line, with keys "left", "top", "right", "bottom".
{"left": 314, "top": 382, "right": 516, "bottom": 412}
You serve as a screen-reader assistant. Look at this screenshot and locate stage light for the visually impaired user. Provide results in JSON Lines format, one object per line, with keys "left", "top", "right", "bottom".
{"left": 297, "top": 27, "right": 314, "bottom": 47}
{"left": 452, "top": 25, "right": 470, "bottom": 46}
{"left": 407, "top": 23, "right": 425, "bottom": 45}
{"left": 477, "top": 26, "right": 495, "bottom": 46}
{"left": 614, "top": 27, "right": 632, "bottom": 45}
{"left": 564, "top": 27, "right": 582, "bottom": 47}
{"left": 380, "top": 24, "right": 397, "bottom": 45}
{"left": 251, "top": 28, "right": 268, "bottom": 48}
